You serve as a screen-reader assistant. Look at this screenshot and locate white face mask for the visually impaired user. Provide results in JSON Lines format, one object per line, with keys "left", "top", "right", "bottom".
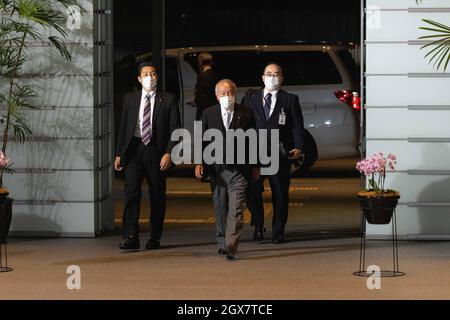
{"left": 264, "top": 76, "right": 281, "bottom": 91}
{"left": 142, "top": 76, "right": 157, "bottom": 91}
{"left": 218, "top": 95, "right": 235, "bottom": 110}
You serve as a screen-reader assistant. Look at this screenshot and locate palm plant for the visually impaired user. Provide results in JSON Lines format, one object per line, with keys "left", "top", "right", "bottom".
{"left": 0, "top": 0, "right": 84, "bottom": 190}
{"left": 416, "top": 0, "right": 450, "bottom": 71}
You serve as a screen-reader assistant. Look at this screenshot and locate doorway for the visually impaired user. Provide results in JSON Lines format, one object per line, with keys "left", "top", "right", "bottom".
{"left": 106, "top": 0, "right": 364, "bottom": 239}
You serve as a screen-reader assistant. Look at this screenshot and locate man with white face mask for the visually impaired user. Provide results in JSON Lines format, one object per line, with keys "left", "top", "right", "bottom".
{"left": 115, "top": 61, "right": 180, "bottom": 251}
{"left": 195, "top": 79, "right": 260, "bottom": 260}
{"left": 242, "top": 63, "right": 305, "bottom": 244}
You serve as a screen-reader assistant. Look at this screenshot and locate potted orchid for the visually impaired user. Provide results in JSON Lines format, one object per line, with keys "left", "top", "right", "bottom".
{"left": 0, "top": 151, "right": 13, "bottom": 195}
{"left": 0, "top": 151, "right": 13, "bottom": 244}
{"left": 356, "top": 152, "right": 400, "bottom": 224}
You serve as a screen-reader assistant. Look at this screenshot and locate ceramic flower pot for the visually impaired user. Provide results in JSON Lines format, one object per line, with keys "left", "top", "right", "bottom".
{"left": 358, "top": 191, "right": 400, "bottom": 225}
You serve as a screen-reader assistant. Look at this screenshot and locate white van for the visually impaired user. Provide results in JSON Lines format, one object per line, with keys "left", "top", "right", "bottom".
{"left": 118, "top": 44, "right": 361, "bottom": 172}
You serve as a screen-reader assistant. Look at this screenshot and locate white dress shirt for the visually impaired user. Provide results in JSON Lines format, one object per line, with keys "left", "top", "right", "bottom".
{"left": 221, "top": 104, "right": 234, "bottom": 130}
{"left": 263, "top": 88, "right": 279, "bottom": 118}
{"left": 134, "top": 89, "right": 156, "bottom": 138}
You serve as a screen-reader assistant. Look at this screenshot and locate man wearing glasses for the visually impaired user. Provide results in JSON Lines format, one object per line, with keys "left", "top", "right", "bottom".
{"left": 242, "top": 63, "right": 305, "bottom": 244}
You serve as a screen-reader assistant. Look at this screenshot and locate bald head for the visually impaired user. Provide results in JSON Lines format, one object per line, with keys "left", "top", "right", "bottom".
{"left": 215, "top": 79, "right": 237, "bottom": 97}
{"left": 263, "top": 63, "right": 283, "bottom": 76}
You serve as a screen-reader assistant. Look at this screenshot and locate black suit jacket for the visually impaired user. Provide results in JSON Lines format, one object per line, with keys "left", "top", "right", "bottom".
{"left": 201, "top": 103, "right": 257, "bottom": 178}
{"left": 116, "top": 90, "right": 180, "bottom": 166}
{"left": 194, "top": 69, "right": 219, "bottom": 118}
{"left": 242, "top": 88, "right": 305, "bottom": 158}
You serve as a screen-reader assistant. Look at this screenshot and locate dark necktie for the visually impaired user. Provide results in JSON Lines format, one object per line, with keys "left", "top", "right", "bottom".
{"left": 142, "top": 93, "right": 152, "bottom": 145}
{"left": 263, "top": 93, "right": 272, "bottom": 121}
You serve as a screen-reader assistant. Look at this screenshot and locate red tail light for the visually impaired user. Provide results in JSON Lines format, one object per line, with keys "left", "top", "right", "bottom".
{"left": 334, "top": 90, "right": 361, "bottom": 111}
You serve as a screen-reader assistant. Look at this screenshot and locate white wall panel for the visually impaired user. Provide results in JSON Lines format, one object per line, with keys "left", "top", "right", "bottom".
{"left": 0, "top": 77, "right": 94, "bottom": 107}
{"left": 367, "top": 12, "right": 449, "bottom": 42}
{"left": 5, "top": 171, "right": 95, "bottom": 202}
{"left": 23, "top": 45, "right": 94, "bottom": 75}
{"left": 366, "top": 109, "right": 450, "bottom": 138}
{"left": 10, "top": 203, "right": 95, "bottom": 237}
{"left": 366, "top": 44, "right": 446, "bottom": 74}
{"left": 20, "top": 109, "right": 94, "bottom": 138}
{"left": 367, "top": 205, "right": 450, "bottom": 239}
{"left": 383, "top": 173, "right": 450, "bottom": 203}
{"left": 365, "top": 1, "right": 450, "bottom": 239}
{"left": 366, "top": 76, "right": 450, "bottom": 106}
{"left": 8, "top": 140, "right": 94, "bottom": 170}
{"left": 367, "top": 141, "right": 450, "bottom": 171}
{"left": 8, "top": 0, "right": 96, "bottom": 237}
{"left": 367, "top": 0, "right": 450, "bottom": 9}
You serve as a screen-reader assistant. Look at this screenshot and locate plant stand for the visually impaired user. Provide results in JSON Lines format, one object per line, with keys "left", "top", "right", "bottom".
{"left": 353, "top": 208, "right": 404, "bottom": 277}
{"left": 0, "top": 200, "right": 13, "bottom": 273}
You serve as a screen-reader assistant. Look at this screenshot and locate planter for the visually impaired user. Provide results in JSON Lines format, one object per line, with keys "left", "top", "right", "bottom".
{"left": 358, "top": 191, "right": 400, "bottom": 225}
{"left": 0, "top": 196, "right": 13, "bottom": 244}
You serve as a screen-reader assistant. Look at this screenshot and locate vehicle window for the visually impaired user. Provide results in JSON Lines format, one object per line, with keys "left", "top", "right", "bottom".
{"left": 184, "top": 50, "right": 342, "bottom": 87}
{"left": 262, "top": 51, "right": 342, "bottom": 85}
{"left": 165, "top": 57, "right": 181, "bottom": 101}
{"left": 336, "top": 49, "right": 360, "bottom": 85}
{"left": 184, "top": 51, "right": 263, "bottom": 87}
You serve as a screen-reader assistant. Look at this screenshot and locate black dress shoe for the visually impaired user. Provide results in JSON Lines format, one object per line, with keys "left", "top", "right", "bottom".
{"left": 218, "top": 249, "right": 227, "bottom": 255}
{"left": 119, "top": 236, "right": 140, "bottom": 250}
{"left": 253, "top": 226, "right": 265, "bottom": 242}
{"left": 200, "top": 176, "right": 210, "bottom": 183}
{"left": 226, "top": 244, "right": 237, "bottom": 260}
{"left": 145, "top": 239, "right": 161, "bottom": 250}
{"left": 272, "top": 235, "right": 285, "bottom": 244}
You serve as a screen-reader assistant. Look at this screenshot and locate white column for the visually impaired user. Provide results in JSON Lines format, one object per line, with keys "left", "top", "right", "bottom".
{"left": 6, "top": 0, "right": 96, "bottom": 237}
{"left": 365, "top": 0, "right": 450, "bottom": 239}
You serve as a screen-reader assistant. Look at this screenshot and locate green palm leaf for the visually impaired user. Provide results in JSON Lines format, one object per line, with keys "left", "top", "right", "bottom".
{"left": 419, "top": 19, "right": 450, "bottom": 72}
{"left": 0, "top": 0, "right": 85, "bottom": 186}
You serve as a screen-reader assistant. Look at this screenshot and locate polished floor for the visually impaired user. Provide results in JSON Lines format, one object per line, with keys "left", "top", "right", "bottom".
{"left": 1, "top": 157, "right": 449, "bottom": 299}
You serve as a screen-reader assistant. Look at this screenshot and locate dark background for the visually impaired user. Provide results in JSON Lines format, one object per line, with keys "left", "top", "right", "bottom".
{"left": 113, "top": 0, "right": 361, "bottom": 66}
{"left": 111, "top": 0, "right": 361, "bottom": 177}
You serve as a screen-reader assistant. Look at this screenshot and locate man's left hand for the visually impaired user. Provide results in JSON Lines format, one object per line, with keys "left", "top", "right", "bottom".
{"left": 252, "top": 167, "right": 260, "bottom": 181}
{"left": 288, "top": 148, "right": 302, "bottom": 160}
{"left": 160, "top": 153, "right": 172, "bottom": 171}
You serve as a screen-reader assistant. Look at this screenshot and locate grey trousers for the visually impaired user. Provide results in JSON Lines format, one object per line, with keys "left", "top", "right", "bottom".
{"left": 210, "top": 167, "right": 248, "bottom": 250}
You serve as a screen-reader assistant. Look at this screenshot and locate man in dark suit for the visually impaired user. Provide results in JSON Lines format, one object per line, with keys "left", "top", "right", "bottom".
{"left": 115, "top": 61, "right": 180, "bottom": 250}
{"left": 194, "top": 52, "right": 219, "bottom": 120}
{"left": 195, "top": 79, "right": 259, "bottom": 260}
{"left": 242, "top": 63, "right": 304, "bottom": 244}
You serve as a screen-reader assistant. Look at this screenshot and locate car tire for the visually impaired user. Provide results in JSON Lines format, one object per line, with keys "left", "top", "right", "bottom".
{"left": 293, "top": 130, "right": 318, "bottom": 176}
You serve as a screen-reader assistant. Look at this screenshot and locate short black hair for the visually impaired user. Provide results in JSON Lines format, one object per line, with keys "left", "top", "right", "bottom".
{"left": 138, "top": 61, "right": 157, "bottom": 76}
{"left": 263, "top": 62, "right": 283, "bottom": 75}
{"left": 198, "top": 52, "right": 213, "bottom": 67}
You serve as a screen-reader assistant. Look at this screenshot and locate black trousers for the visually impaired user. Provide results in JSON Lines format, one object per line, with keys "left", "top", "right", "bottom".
{"left": 122, "top": 138, "right": 166, "bottom": 240}
{"left": 246, "top": 160, "right": 291, "bottom": 239}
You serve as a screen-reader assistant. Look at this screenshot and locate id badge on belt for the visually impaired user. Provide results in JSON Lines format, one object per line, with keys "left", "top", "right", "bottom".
{"left": 279, "top": 108, "right": 286, "bottom": 125}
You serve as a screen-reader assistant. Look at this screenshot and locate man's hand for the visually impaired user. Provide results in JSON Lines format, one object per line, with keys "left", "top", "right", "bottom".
{"left": 114, "top": 156, "right": 122, "bottom": 171}
{"left": 195, "top": 165, "right": 204, "bottom": 179}
{"left": 252, "top": 167, "right": 260, "bottom": 181}
{"left": 288, "top": 148, "right": 302, "bottom": 160}
{"left": 160, "top": 153, "right": 172, "bottom": 171}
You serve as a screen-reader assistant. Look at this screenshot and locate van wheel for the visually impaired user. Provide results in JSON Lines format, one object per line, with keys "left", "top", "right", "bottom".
{"left": 293, "top": 130, "right": 317, "bottom": 176}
